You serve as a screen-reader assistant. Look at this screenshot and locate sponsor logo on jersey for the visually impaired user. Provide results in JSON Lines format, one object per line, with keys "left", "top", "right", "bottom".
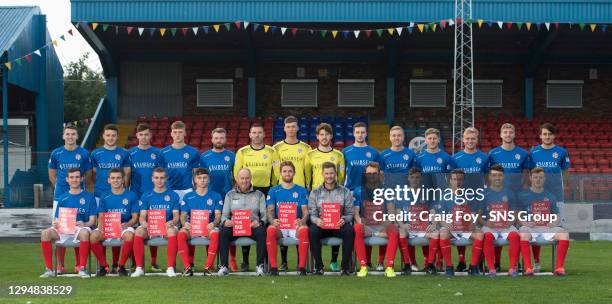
{"left": 164, "top": 195, "right": 170, "bottom": 201}
{"left": 122, "top": 198, "right": 129, "bottom": 205}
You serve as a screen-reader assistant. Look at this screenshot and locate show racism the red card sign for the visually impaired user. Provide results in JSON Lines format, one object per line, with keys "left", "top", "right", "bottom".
{"left": 452, "top": 204, "right": 471, "bottom": 232}
{"left": 147, "top": 209, "right": 167, "bottom": 237}
{"left": 321, "top": 202, "right": 341, "bottom": 229}
{"left": 409, "top": 204, "right": 429, "bottom": 232}
{"left": 232, "top": 209, "right": 252, "bottom": 236}
{"left": 489, "top": 202, "right": 510, "bottom": 229}
{"left": 532, "top": 201, "right": 551, "bottom": 226}
{"left": 363, "top": 199, "right": 385, "bottom": 226}
{"left": 190, "top": 210, "right": 210, "bottom": 237}
{"left": 57, "top": 207, "right": 77, "bottom": 235}
{"left": 101, "top": 212, "right": 121, "bottom": 239}
{"left": 278, "top": 203, "right": 297, "bottom": 230}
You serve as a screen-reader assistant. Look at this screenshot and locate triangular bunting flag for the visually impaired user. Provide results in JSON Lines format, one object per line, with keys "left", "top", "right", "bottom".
{"left": 170, "top": 28, "right": 177, "bottom": 36}
{"left": 431, "top": 24, "right": 437, "bottom": 32}
{"left": 321, "top": 30, "right": 328, "bottom": 37}
{"left": 387, "top": 28, "right": 394, "bottom": 35}
{"left": 516, "top": 22, "right": 523, "bottom": 30}
{"left": 364, "top": 30, "right": 372, "bottom": 38}
{"left": 545, "top": 23, "right": 550, "bottom": 30}
{"left": 536, "top": 23, "right": 542, "bottom": 31}
{"left": 554, "top": 22, "right": 560, "bottom": 29}
{"left": 448, "top": 19, "right": 455, "bottom": 26}
{"left": 160, "top": 28, "right": 166, "bottom": 36}
{"left": 264, "top": 25, "right": 270, "bottom": 33}
{"left": 203, "top": 26, "right": 209, "bottom": 34}
{"left": 601, "top": 25, "right": 608, "bottom": 32}
{"left": 477, "top": 19, "right": 484, "bottom": 28}
{"left": 396, "top": 27, "right": 403, "bottom": 35}
{"left": 102, "top": 24, "right": 109, "bottom": 31}
{"left": 354, "top": 30, "right": 360, "bottom": 38}
{"left": 127, "top": 27, "right": 134, "bottom": 34}
{"left": 486, "top": 21, "right": 493, "bottom": 27}
{"left": 409, "top": 22, "right": 415, "bottom": 27}
{"left": 270, "top": 26, "right": 277, "bottom": 34}
{"left": 309, "top": 29, "right": 314, "bottom": 35}
{"left": 505, "top": 22, "right": 513, "bottom": 29}
{"left": 114, "top": 26, "right": 119, "bottom": 35}
{"left": 376, "top": 29, "right": 383, "bottom": 37}
{"left": 579, "top": 23, "right": 586, "bottom": 31}
{"left": 59, "top": 35, "right": 65, "bottom": 41}
{"left": 25, "top": 54, "right": 32, "bottom": 62}
{"left": 244, "top": 22, "right": 250, "bottom": 29}
{"left": 235, "top": 21, "right": 242, "bottom": 29}
{"left": 497, "top": 21, "right": 503, "bottom": 29}
{"left": 441, "top": 20, "right": 447, "bottom": 28}
{"left": 281, "top": 27, "right": 287, "bottom": 35}
{"left": 253, "top": 24, "right": 260, "bottom": 32}
{"left": 52, "top": 40, "right": 58, "bottom": 47}
{"left": 91, "top": 23, "right": 98, "bottom": 30}
{"left": 15, "top": 58, "right": 22, "bottom": 65}
{"left": 526, "top": 23, "right": 532, "bottom": 31}
{"left": 192, "top": 27, "right": 199, "bottom": 35}
{"left": 149, "top": 28, "right": 156, "bottom": 36}
{"left": 456, "top": 18, "right": 462, "bottom": 25}
{"left": 291, "top": 28, "right": 298, "bottom": 36}
{"left": 342, "top": 30, "right": 349, "bottom": 38}
{"left": 33, "top": 50, "right": 41, "bottom": 56}
{"left": 68, "top": 29, "right": 73, "bottom": 36}
{"left": 138, "top": 28, "right": 144, "bottom": 35}
{"left": 407, "top": 27, "right": 413, "bottom": 34}
{"left": 213, "top": 25, "right": 221, "bottom": 32}
{"left": 4, "top": 62, "right": 11, "bottom": 70}
{"left": 590, "top": 24, "right": 597, "bottom": 32}
{"left": 331, "top": 30, "right": 338, "bottom": 38}
{"left": 224, "top": 23, "right": 231, "bottom": 31}
{"left": 417, "top": 24, "right": 425, "bottom": 32}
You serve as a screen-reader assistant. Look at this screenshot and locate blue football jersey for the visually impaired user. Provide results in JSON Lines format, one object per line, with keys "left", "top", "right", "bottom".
{"left": 528, "top": 145, "right": 570, "bottom": 201}
{"left": 452, "top": 150, "right": 489, "bottom": 190}
{"left": 48, "top": 146, "right": 92, "bottom": 200}
{"left": 200, "top": 149, "right": 235, "bottom": 197}
{"left": 379, "top": 147, "right": 416, "bottom": 187}
{"left": 128, "top": 146, "right": 161, "bottom": 198}
{"left": 98, "top": 190, "right": 140, "bottom": 223}
{"left": 415, "top": 150, "right": 456, "bottom": 189}
{"left": 265, "top": 184, "right": 308, "bottom": 218}
{"left": 342, "top": 145, "right": 380, "bottom": 190}
{"left": 488, "top": 146, "right": 529, "bottom": 192}
{"left": 159, "top": 145, "right": 200, "bottom": 190}
{"left": 55, "top": 190, "right": 97, "bottom": 223}
{"left": 180, "top": 190, "right": 223, "bottom": 223}
{"left": 139, "top": 189, "right": 180, "bottom": 222}
{"left": 91, "top": 147, "right": 129, "bottom": 197}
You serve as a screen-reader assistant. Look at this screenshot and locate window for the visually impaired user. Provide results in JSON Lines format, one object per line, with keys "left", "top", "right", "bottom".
{"left": 196, "top": 79, "right": 233, "bottom": 107}
{"left": 547, "top": 80, "right": 583, "bottom": 108}
{"left": 337, "top": 79, "right": 375, "bottom": 107}
{"left": 474, "top": 80, "right": 503, "bottom": 107}
{"left": 410, "top": 79, "right": 446, "bottom": 107}
{"left": 281, "top": 79, "right": 318, "bottom": 107}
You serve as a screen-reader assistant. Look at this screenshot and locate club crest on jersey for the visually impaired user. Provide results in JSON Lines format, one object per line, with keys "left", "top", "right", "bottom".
{"left": 79, "top": 198, "right": 86, "bottom": 205}
{"left": 164, "top": 195, "right": 170, "bottom": 201}
{"left": 552, "top": 152, "right": 559, "bottom": 159}
{"left": 292, "top": 192, "right": 299, "bottom": 198}
{"left": 207, "top": 198, "right": 213, "bottom": 206}
{"left": 115, "top": 154, "right": 121, "bottom": 161}
{"left": 151, "top": 153, "right": 157, "bottom": 160}
{"left": 403, "top": 154, "right": 409, "bottom": 160}
{"left": 366, "top": 152, "right": 372, "bottom": 158}
{"left": 122, "top": 198, "right": 129, "bottom": 205}
{"left": 183, "top": 153, "right": 189, "bottom": 159}
{"left": 262, "top": 154, "right": 268, "bottom": 159}
{"left": 330, "top": 157, "right": 336, "bottom": 161}
{"left": 436, "top": 158, "right": 443, "bottom": 164}
{"left": 75, "top": 154, "right": 81, "bottom": 160}
{"left": 543, "top": 197, "right": 550, "bottom": 202}
{"left": 476, "top": 157, "right": 482, "bottom": 164}
{"left": 502, "top": 195, "right": 508, "bottom": 202}
{"left": 297, "top": 148, "right": 303, "bottom": 154}
{"left": 224, "top": 156, "right": 230, "bottom": 162}
{"left": 514, "top": 154, "right": 521, "bottom": 160}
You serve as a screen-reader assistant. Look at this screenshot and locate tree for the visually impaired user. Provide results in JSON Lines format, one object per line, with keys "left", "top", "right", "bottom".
{"left": 63, "top": 53, "right": 105, "bottom": 140}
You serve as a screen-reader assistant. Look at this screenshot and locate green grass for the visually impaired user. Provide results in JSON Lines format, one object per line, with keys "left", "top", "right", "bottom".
{"left": 1, "top": 241, "right": 612, "bottom": 303}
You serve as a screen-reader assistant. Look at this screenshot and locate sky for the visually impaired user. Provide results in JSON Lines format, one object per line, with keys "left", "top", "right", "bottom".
{"left": 0, "top": 0, "right": 102, "bottom": 71}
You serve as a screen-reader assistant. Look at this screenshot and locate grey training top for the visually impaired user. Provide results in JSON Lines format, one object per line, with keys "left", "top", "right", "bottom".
{"left": 308, "top": 183, "right": 354, "bottom": 224}
{"left": 221, "top": 186, "right": 267, "bottom": 225}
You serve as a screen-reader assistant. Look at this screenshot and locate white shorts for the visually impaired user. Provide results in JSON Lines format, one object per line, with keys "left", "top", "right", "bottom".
{"left": 481, "top": 226, "right": 518, "bottom": 240}
{"left": 94, "top": 226, "right": 135, "bottom": 238}
{"left": 52, "top": 226, "right": 92, "bottom": 244}
{"left": 397, "top": 223, "right": 427, "bottom": 238}
{"left": 281, "top": 229, "right": 296, "bottom": 239}
{"left": 451, "top": 231, "right": 472, "bottom": 240}
{"left": 521, "top": 226, "right": 565, "bottom": 241}
{"left": 364, "top": 225, "right": 386, "bottom": 236}
{"left": 173, "top": 189, "right": 193, "bottom": 201}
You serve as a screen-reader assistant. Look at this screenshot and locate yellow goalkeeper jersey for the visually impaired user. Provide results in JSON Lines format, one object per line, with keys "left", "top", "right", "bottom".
{"left": 272, "top": 140, "right": 311, "bottom": 188}
{"left": 305, "top": 148, "right": 345, "bottom": 190}
{"left": 234, "top": 145, "right": 276, "bottom": 188}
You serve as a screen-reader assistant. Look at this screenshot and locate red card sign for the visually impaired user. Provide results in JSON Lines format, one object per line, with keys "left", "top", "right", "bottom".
{"left": 147, "top": 209, "right": 167, "bottom": 237}
{"left": 102, "top": 212, "right": 121, "bottom": 238}
{"left": 190, "top": 210, "right": 210, "bottom": 237}
{"left": 489, "top": 202, "right": 509, "bottom": 229}
{"left": 58, "top": 207, "right": 77, "bottom": 234}
{"left": 409, "top": 204, "right": 429, "bottom": 232}
{"left": 532, "top": 201, "right": 551, "bottom": 226}
{"left": 363, "top": 199, "right": 384, "bottom": 226}
{"left": 278, "top": 203, "right": 297, "bottom": 230}
{"left": 452, "top": 204, "right": 471, "bottom": 232}
{"left": 321, "top": 202, "right": 341, "bottom": 229}
{"left": 232, "top": 210, "right": 252, "bottom": 236}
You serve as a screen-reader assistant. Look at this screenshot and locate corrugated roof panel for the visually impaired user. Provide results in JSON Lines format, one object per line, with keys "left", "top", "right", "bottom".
{"left": 71, "top": 0, "right": 612, "bottom": 23}
{"left": 0, "top": 6, "right": 39, "bottom": 53}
